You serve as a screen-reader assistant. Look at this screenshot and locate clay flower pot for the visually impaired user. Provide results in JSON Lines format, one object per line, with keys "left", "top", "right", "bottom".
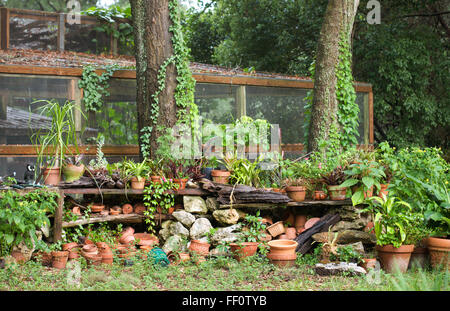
{"left": 285, "top": 227, "right": 297, "bottom": 240}
{"left": 266, "top": 221, "right": 286, "bottom": 238}
{"left": 68, "top": 248, "right": 80, "bottom": 260}
{"left": 42, "top": 167, "right": 61, "bottom": 186}
{"left": 173, "top": 178, "right": 188, "bottom": 190}
{"left": 327, "top": 185, "right": 347, "bottom": 200}
{"left": 378, "top": 183, "right": 389, "bottom": 198}
{"left": 72, "top": 206, "right": 81, "bottom": 215}
{"left": 189, "top": 240, "right": 210, "bottom": 256}
{"left": 62, "top": 163, "right": 85, "bottom": 183}
{"left": 168, "top": 252, "right": 191, "bottom": 265}
{"left": 11, "top": 250, "right": 26, "bottom": 264}
{"left": 294, "top": 214, "right": 307, "bottom": 232}
{"left": 120, "top": 234, "right": 135, "bottom": 245}
{"left": 130, "top": 177, "right": 146, "bottom": 190}
{"left": 313, "top": 190, "right": 327, "bottom": 200}
{"left": 229, "top": 242, "right": 260, "bottom": 261}
{"left": 211, "top": 170, "right": 231, "bottom": 184}
{"left": 150, "top": 176, "right": 162, "bottom": 184}
{"left": 122, "top": 203, "right": 133, "bottom": 214}
{"left": 360, "top": 258, "right": 377, "bottom": 271}
{"left": 82, "top": 244, "right": 98, "bottom": 255}
{"left": 62, "top": 242, "right": 79, "bottom": 251}
{"left": 133, "top": 203, "right": 146, "bottom": 215}
{"left": 110, "top": 205, "right": 121, "bottom": 215}
{"left": 51, "top": 251, "right": 69, "bottom": 269}
{"left": 376, "top": 244, "right": 415, "bottom": 273}
{"left": 285, "top": 186, "right": 306, "bottom": 202}
{"left": 427, "top": 237, "right": 449, "bottom": 270}
{"left": 408, "top": 247, "right": 429, "bottom": 270}
{"left": 267, "top": 240, "right": 298, "bottom": 267}
{"left": 90, "top": 204, "right": 105, "bottom": 213}
{"left": 304, "top": 217, "right": 320, "bottom": 230}
{"left": 133, "top": 233, "right": 159, "bottom": 247}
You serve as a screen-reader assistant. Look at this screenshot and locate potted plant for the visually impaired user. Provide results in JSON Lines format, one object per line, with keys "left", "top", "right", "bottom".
{"left": 212, "top": 153, "right": 234, "bottom": 184}
{"left": 229, "top": 211, "right": 267, "bottom": 261}
{"left": 321, "top": 166, "right": 348, "bottom": 200}
{"left": 363, "top": 194, "right": 416, "bottom": 273}
{"left": 282, "top": 177, "right": 309, "bottom": 202}
{"left": 86, "top": 134, "right": 109, "bottom": 176}
{"left": 31, "top": 100, "right": 84, "bottom": 185}
{"left": 49, "top": 241, "right": 69, "bottom": 269}
{"left": 339, "top": 159, "right": 386, "bottom": 206}
{"left": 123, "top": 159, "right": 149, "bottom": 190}
{"left": 147, "top": 158, "right": 164, "bottom": 184}
{"left": 62, "top": 154, "right": 85, "bottom": 183}
{"left": 167, "top": 159, "right": 190, "bottom": 190}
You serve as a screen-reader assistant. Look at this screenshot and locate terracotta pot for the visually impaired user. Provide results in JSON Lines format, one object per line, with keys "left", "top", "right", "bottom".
{"left": 364, "top": 221, "right": 375, "bottom": 233}
{"left": 140, "top": 245, "right": 153, "bottom": 252}
{"left": 260, "top": 217, "right": 273, "bottom": 226}
{"left": 168, "top": 252, "right": 191, "bottom": 265}
{"left": 68, "top": 248, "right": 80, "bottom": 260}
{"left": 120, "top": 234, "right": 135, "bottom": 245}
{"left": 122, "top": 204, "right": 133, "bottom": 214}
{"left": 282, "top": 211, "right": 295, "bottom": 227}
{"left": 168, "top": 207, "right": 175, "bottom": 215}
{"left": 62, "top": 242, "right": 79, "bottom": 251}
{"left": 360, "top": 258, "right": 377, "bottom": 271}
{"left": 327, "top": 185, "right": 347, "bottom": 200}
{"left": 379, "top": 183, "right": 389, "bottom": 198}
{"left": 285, "top": 186, "right": 306, "bottom": 202}
{"left": 211, "top": 170, "right": 230, "bottom": 184}
{"left": 51, "top": 251, "right": 69, "bottom": 269}
{"left": 62, "top": 163, "right": 85, "bottom": 183}
{"left": 189, "top": 240, "right": 210, "bottom": 256}
{"left": 82, "top": 244, "right": 98, "bottom": 254}
{"left": 266, "top": 221, "right": 286, "bottom": 238}
{"left": 427, "top": 237, "right": 450, "bottom": 270}
{"left": 294, "top": 214, "right": 307, "bottom": 232}
{"left": 11, "top": 250, "right": 26, "bottom": 264}
{"left": 85, "top": 253, "right": 103, "bottom": 266}
{"left": 38, "top": 251, "right": 53, "bottom": 266}
{"left": 150, "top": 176, "right": 162, "bottom": 184}
{"left": 259, "top": 231, "right": 272, "bottom": 242}
{"left": 313, "top": 190, "right": 327, "bottom": 200}
{"left": 72, "top": 206, "right": 81, "bottom": 215}
{"left": 101, "top": 250, "right": 114, "bottom": 265}
{"left": 267, "top": 239, "right": 298, "bottom": 267}
{"left": 285, "top": 227, "right": 297, "bottom": 240}
{"left": 110, "top": 209, "right": 120, "bottom": 216}
{"left": 376, "top": 244, "right": 415, "bottom": 273}
{"left": 96, "top": 242, "right": 109, "bottom": 250}
{"left": 133, "top": 203, "right": 146, "bottom": 215}
{"left": 278, "top": 234, "right": 289, "bottom": 240}
{"left": 304, "top": 217, "right": 320, "bottom": 230}
{"left": 90, "top": 204, "right": 105, "bottom": 213}
{"left": 174, "top": 178, "right": 188, "bottom": 190}
{"left": 229, "top": 242, "right": 259, "bottom": 261}
{"left": 408, "top": 247, "right": 429, "bottom": 270}
{"left": 110, "top": 206, "right": 121, "bottom": 215}
{"left": 42, "top": 167, "right": 61, "bottom": 186}
{"left": 133, "top": 233, "right": 159, "bottom": 246}
{"left": 130, "top": 177, "right": 145, "bottom": 190}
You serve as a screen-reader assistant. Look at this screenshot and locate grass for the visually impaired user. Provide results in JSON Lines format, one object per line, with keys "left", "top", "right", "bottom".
{"left": 0, "top": 253, "right": 448, "bottom": 291}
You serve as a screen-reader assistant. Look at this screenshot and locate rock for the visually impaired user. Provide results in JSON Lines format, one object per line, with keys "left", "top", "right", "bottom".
{"left": 206, "top": 197, "right": 220, "bottom": 212}
{"left": 328, "top": 205, "right": 363, "bottom": 221}
{"left": 209, "top": 247, "right": 231, "bottom": 257}
{"left": 162, "top": 235, "right": 183, "bottom": 254}
{"left": 161, "top": 220, "right": 174, "bottom": 230}
{"left": 337, "top": 242, "right": 365, "bottom": 255}
{"left": 186, "top": 181, "right": 199, "bottom": 189}
{"left": 314, "top": 262, "right": 367, "bottom": 276}
{"left": 12, "top": 230, "right": 42, "bottom": 262}
{"left": 189, "top": 218, "right": 213, "bottom": 240}
{"left": 210, "top": 224, "right": 242, "bottom": 245}
{"left": 312, "top": 230, "right": 376, "bottom": 245}
{"left": 170, "top": 222, "right": 190, "bottom": 238}
{"left": 183, "top": 196, "right": 208, "bottom": 214}
{"left": 172, "top": 210, "right": 196, "bottom": 228}
{"left": 159, "top": 228, "right": 171, "bottom": 241}
{"left": 331, "top": 219, "right": 366, "bottom": 232}
{"left": 213, "top": 209, "right": 240, "bottom": 225}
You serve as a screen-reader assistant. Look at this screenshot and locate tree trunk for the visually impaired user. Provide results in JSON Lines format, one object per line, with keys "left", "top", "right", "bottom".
{"left": 307, "top": 0, "right": 359, "bottom": 153}
{"left": 130, "top": 0, "right": 178, "bottom": 159}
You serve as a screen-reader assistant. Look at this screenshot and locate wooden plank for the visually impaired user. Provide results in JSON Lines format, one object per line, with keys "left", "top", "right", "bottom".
{"left": 218, "top": 199, "right": 352, "bottom": 209}
{"left": 287, "top": 199, "right": 352, "bottom": 207}
{"left": 0, "top": 145, "right": 140, "bottom": 156}
{"left": 219, "top": 203, "right": 287, "bottom": 210}
{"left": 57, "top": 13, "right": 65, "bottom": 52}
{"left": 61, "top": 213, "right": 159, "bottom": 228}
{"left": 368, "top": 90, "right": 374, "bottom": 144}
{"left": 1, "top": 8, "right": 10, "bottom": 50}
{"left": 53, "top": 189, "right": 64, "bottom": 241}
{"left": 61, "top": 187, "right": 208, "bottom": 196}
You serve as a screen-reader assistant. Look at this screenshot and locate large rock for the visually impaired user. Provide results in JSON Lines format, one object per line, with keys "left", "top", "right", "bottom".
{"left": 183, "top": 196, "right": 208, "bottom": 214}
{"left": 337, "top": 242, "right": 365, "bottom": 255}
{"left": 12, "top": 230, "right": 42, "bottom": 262}
{"left": 328, "top": 205, "right": 363, "bottom": 221}
{"left": 331, "top": 219, "right": 367, "bottom": 232}
{"left": 190, "top": 218, "right": 213, "bottom": 240}
{"left": 314, "top": 262, "right": 366, "bottom": 276}
{"left": 235, "top": 209, "right": 247, "bottom": 220}
{"left": 210, "top": 224, "right": 242, "bottom": 245}
{"left": 159, "top": 228, "right": 171, "bottom": 242}
{"left": 206, "top": 197, "right": 220, "bottom": 212}
{"left": 161, "top": 220, "right": 174, "bottom": 230}
{"left": 312, "top": 230, "right": 376, "bottom": 245}
{"left": 172, "top": 210, "right": 196, "bottom": 228}
{"left": 162, "top": 235, "right": 183, "bottom": 254}
{"left": 170, "top": 222, "right": 190, "bottom": 238}
{"left": 213, "top": 209, "right": 240, "bottom": 225}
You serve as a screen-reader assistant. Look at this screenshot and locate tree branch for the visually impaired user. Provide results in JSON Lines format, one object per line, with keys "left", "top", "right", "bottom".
{"left": 399, "top": 11, "right": 450, "bottom": 18}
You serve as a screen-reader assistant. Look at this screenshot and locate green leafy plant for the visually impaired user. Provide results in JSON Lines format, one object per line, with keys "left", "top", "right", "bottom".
{"left": 0, "top": 189, "right": 59, "bottom": 256}
{"left": 143, "top": 180, "right": 177, "bottom": 234}
{"left": 88, "top": 134, "right": 109, "bottom": 171}
{"left": 123, "top": 159, "right": 149, "bottom": 182}
{"left": 330, "top": 245, "right": 363, "bottom": 264}
{"left": 237, "top": 211, "right": 267, "bottom": 243}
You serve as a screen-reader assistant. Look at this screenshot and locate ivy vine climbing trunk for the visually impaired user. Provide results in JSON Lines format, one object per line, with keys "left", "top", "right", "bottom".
{"left": 130, "top": 0, "right": 178, "bottom": 159}
{"left": 307, "top": 0, "right": 360, "bottom": 155}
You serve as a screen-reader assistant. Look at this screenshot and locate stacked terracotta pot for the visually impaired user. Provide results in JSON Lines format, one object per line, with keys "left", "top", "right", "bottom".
{"left": 81, "top": 244, "right": 102, "bottom": 266}
{"left": 267, "top": 239, "right": 298, "bottom": 267}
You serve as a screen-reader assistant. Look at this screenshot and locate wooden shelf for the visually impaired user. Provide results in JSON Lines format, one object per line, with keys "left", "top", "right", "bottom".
{"left": 219, "top": 199, "right": 352, "bottom": 209}
{"left": 60, "top": 187, "right": 210, "bottom": 196}
{"left": 287, "top": 199, "right": 352, "bottom": 207}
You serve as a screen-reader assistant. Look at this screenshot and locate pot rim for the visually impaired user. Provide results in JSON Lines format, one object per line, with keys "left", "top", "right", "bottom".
{"left": 268, "top": 239, "right": 298, "bottom": 249}
{"left": 375, "top": 244, "right": 415, "bottom": 253}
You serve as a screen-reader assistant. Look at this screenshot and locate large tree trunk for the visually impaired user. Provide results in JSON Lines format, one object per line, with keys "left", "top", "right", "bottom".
{"left": 130, "top": 0, "right": 178, "bottom": 159}
{"left": 307, "top": 0, "right": 359, "bottom": 153}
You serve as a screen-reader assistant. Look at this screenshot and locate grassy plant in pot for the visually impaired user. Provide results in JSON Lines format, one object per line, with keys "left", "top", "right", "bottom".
{"left": 31, "top": 100, "right": 84, "bottom": 186}
{"left": 339, "top": 159, "right": 386, "bottom": 206}
{"left": 229, "top": 211, "right": 267, "bottom": 261}
{"left": 362, "top": 194, "right": 416, "bottom": 273}
{"left": 321, "top": 166, "right": 348, "bottom": 201}
{"left": 283, "top": 177, "right": 309, "bottom": 202}
{"left": 124, "top": 159, "right": 149, "bottom": 190}
{"left": 228, "top": 156, "right": 262, "bottom": 188}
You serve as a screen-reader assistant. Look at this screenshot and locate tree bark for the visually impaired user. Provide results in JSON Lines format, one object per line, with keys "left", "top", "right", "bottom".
{"left": 130, "top": 0, "right": 178, "bottom": 159}
{"left": 307, "top": 0, "right": 359, "bottom": 153}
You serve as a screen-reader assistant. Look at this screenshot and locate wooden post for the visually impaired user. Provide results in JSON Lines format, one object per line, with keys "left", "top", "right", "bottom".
{"left": 363, "top": 93, "right": 369, "bottom": 145}
{"left": 110, "top": 23, "right": 118, "bottom": 56}
{"left": 69, "top": 79, "right": 83, "bottom": 142}
{"left": 0, "top": 92, "right": 8, "bottom": 120}
{"left": 57, "top": 13, "right": 65, "bottom": 52}
{"left": 53, "top": 189, "right": 64, "bottom": 242}
{"left": 368, "top": 89, "right": 374, "bottom": 144}
{"left": 0, "top": 7, "right": 10, "bottom": 50}
{"left": 235, "top": 85, "right": 246, "bottom": 118}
